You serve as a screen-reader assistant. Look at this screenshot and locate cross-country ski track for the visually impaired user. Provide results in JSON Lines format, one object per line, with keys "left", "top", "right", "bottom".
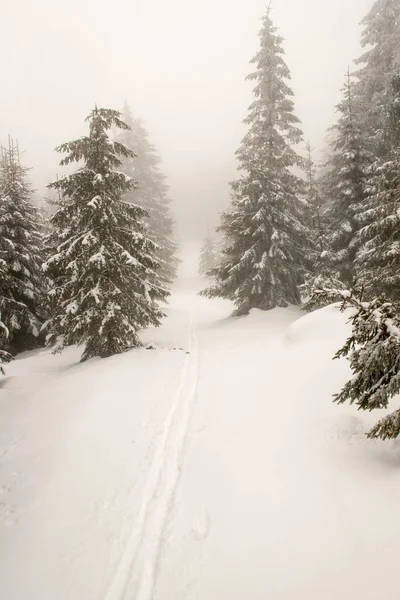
{"left": 1, "top": 243, "right": 400, "bottom": 600}
{"left": 105, "top": 312, "right": 199, "bottom": 600}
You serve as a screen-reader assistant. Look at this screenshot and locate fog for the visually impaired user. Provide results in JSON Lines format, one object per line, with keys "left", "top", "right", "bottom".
{"left": 2, "top": 0, "right": 372, "bottom": 239}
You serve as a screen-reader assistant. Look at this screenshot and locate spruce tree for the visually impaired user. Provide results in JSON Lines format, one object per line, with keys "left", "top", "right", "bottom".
{"left": 0, "top": 140, "right": 45, "bottom": 353}
{"left": 354, "top": 0, "right": 400, "bottom": 159}
{"left": 300, "top": 144, "right": 344, "bottom": 296}
{"left": 201, "top": 9, "right": 309, "bottom": 314}
{"left": 199, "top": 230, "right": 217, "bottom": 276}
{"left": 306, "top": 287, "right": 400, "bottom": 440}
{"left": 355, "top": 75, "right": 400, "bottom": 299}
{"left": 0, "top": 316, "right": 11, "bottom": 374}
{"left": 305, "top": 143, "right": 321, "bottom": 244}
{"left": 321, "top": 70, "right": 370, "bottom": 289}
{"left": 0, "top": 261, "right": 12, "bottom": 374}
{"left": 43, "top": 107, "right": 169, "bottom": 362}
{"left": 0, "top": 256, "right": 12, "bottom": 374}
{"left": 118, "top": 103, "right": 178, "bottom": 287}
{"left": 0, "top": 253, "right": 13, "bottom": 374}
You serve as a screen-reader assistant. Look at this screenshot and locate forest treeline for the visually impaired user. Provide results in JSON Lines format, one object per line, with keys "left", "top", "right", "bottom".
{"left": 1, "top": 1, "right": 400, "bottom": 438}
{"left": 200, "top": 0, "right": 400, "bottom": 439}
{"left": 0, "top": 105, "right": 178, "bottom": 365}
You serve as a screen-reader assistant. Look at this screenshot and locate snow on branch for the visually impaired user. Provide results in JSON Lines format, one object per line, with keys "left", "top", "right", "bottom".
{"left": 307, "top": 286, "right": 400, "bottom": 440}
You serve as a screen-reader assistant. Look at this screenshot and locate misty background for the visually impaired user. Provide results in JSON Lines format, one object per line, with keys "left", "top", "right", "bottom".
{"left": 2, "top": 0, "right": 372, "bottom": 240}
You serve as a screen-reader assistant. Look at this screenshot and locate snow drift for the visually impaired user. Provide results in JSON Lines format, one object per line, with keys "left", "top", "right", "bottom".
{"left": 1, "top": 288, "right": 400, "bottom": 600}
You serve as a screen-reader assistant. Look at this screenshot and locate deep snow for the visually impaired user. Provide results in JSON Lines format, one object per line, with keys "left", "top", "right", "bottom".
{"left": 1, "top": 242, "right": 400, "bottom": 600}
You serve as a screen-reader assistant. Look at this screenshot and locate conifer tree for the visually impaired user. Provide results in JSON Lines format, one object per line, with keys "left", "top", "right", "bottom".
{"left": 321, "top": 70, "right": 371, "bottom": 289}
{"left": 0, "top": 256, "right": 12, "bottom": 374}
{"left": 355, "top": 74, "right": 400, "bottom": 299}
{"left": 201, "top": 9, "right": 309, "bottom": 314}
{"left": 199, "top": 230, "right": 217, "bottom": 276}
{"left": 354, "top": 0, "right": 400, "bottom": 159}
{"left": 303, "top": 144, "right": 324, "bottom": 284}
{"left": 43, "top": 107, "right": 169, "bottom": 362}
{"left": 0, "top": 255, "right": 12, "bottom": 374}
{"left": 117, "top": 103, "right": 178, "bottom": 287}
{"left": 300, "top": 144, "right": 344, "bottom": 296}
{"left": 0, "top": 140, "right": 45, "bottom": 353}
{"left": 0, "top": 314, "right": 11, "bottom": 374}
{"left": 305, "top": 143, "right": 321, "bottom": 241}
{"left": 306, "top": 287, "right": 400, "bottom": 440}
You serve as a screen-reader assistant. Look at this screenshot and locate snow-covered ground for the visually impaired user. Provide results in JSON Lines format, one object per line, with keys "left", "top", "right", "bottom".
{"left": 1, "top": 242, "right": 400, "bottom": 600}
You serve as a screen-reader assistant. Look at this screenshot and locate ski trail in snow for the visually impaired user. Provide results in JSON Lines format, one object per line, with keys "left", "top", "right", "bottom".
{"left": 104, "top": 311, "right": 199, "bottom": 600}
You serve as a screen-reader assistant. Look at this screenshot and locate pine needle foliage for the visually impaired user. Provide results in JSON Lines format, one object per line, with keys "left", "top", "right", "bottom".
{"left": 44, "top": 107, "right": 169, "bottom": 362}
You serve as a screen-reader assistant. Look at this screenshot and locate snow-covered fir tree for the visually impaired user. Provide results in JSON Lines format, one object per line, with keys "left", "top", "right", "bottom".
{"left": 354, "top": 0, "right": 400, "bottom": 159}
{"left": 0, "top": 253, "right": 12, "bottom": 375}
{"left": 303, "top": 144, "right": 323, "bottom": 284}
{"left": 43, "top": 107, "right": 169, "bottom": 362}
{"left": 306, "top": 287, "right": 400, "bottom": 440}
{"left": 355, "top": 74, "right": 400, "bottom": 299}
{"left": 201, "top": 9, "right": 310, "bottom": 314}
{"left": 0, "top": 238, "right": 11, "bottom": 373}
{"left": 320, "top": 70, "right": 370, "bottom": 289}
{"left": 300, "top": 143, "right": 344, "bottom": 296}
{"left": 199, "top": 230, "right": 217, "bottom": 276}
{"left": 305, "top": 142, "right": 321, "bottom": 242}
{"left": 117, "top": 103, "right": 178, "bottom": 287}
{"left": 0, "top": 256, "right": 12, "bottom": 373}
{"left": 0, "top": 140, "right": 45, "bottom": 353}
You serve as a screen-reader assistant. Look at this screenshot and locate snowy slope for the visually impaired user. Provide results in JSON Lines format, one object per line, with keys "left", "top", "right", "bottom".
{"left": 1, "top": 243, "right": 400, "bottom": 600}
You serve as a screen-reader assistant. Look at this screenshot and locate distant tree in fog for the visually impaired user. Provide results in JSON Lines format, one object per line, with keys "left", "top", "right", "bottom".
{"left": 117, "top": 103, "right": 178, "bottom": 288}
{"left": 199, "top": 230, "right": 218, "bottom": 276}
{"left": 300, "top": 143, "right": 343, "bottom": 297}
{"left": 316, "top": 70, "right": 370, "bottom": 291}
{"left": 201, "top": 8, "right": 310, "bottom": 314}
{"left": 0, "top": 140, "right": 46, "bottom": 354}
{"left": 43, "top": 108, "right": 168, "bottom": 362}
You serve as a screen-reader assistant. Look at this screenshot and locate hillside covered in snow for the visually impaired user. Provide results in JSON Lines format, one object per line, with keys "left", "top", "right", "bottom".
{"left": 1, "top": 243, "right": 400, "bottom": 600}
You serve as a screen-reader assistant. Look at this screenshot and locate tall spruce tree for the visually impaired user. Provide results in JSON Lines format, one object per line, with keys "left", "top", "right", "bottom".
{"left": 43, "top": 107, "right": 169, "bottom": 362}
{"left": 354, "top": 0, "right": 400, "bottom": 159}
{"left": 355, "top": 75, "right": 400, "bottom": 299}
{"left": 201, "top": 9, "right": 309, "bottom": 314}
{"left": 321, "top": 70, "right": 370, "bottom": 289}
{"left": 117, "top": 103, "right": 178, "bottom": 287}
{"left": 0, "top": 140, "right": 45, "bottom": 353}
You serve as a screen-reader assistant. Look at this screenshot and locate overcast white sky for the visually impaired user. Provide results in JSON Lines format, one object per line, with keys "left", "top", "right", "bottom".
{"left": 2, "top": 0, "right": 372, "bottom": 239}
